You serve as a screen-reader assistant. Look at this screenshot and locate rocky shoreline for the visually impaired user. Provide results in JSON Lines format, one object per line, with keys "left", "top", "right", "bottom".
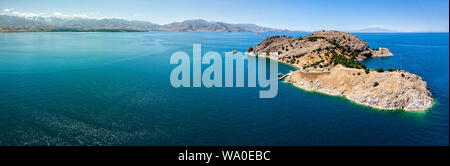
{"left": 246, "top": 30, "right": 434, "bottom": 111}
{"left": 285, "top": 66, "right": 434, "bottom": 111}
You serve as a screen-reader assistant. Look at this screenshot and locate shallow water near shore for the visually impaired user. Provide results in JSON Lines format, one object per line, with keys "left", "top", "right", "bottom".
{"left": 0, "top": 32, "right": 448, "bottom": 145}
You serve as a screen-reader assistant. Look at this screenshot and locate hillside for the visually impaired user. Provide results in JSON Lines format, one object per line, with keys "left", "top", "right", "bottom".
{"left": 0, "top": 15, "right": 160, "bottom": 32}
{"left": 0, "top": 15, "right": 298, "bottom": 33}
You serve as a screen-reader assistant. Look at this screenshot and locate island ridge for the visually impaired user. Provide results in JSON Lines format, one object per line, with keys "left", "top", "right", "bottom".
{"left": 246, "top": 30, "right": 434, "bottom": 111}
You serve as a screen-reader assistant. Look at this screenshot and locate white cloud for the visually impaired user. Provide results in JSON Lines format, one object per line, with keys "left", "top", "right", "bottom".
{"left": 51, "top": 11, "right": 89, "bottom": 18}
{"left": 53, "top": 12, "right": 63, "bottom": 16}
{"left": 12, "top": 11, "right": 39, "bottom": 18}
{"left": 73, "top": 14, "right": 89, "bottom": 18}
{"left": 2, "top": 8, "right": 40, "bottom": 18}
{"left": 4, "top": 9, "right": 101, "bottom": 19}
{"left": 2, "top": 8, "right": 42, "bottom": 18}
{"left": 2, "top": 8, "right": 13, "bottom": 12}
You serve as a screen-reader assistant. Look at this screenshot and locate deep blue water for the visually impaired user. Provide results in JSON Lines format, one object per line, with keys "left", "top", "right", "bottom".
{"left": 0, "top": 32, "right": 448, "bottom": 145}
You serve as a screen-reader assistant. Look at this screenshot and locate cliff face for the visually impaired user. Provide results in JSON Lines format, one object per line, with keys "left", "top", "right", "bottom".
{"left": 247, "top": 30, "right": 433, "bottom": 111}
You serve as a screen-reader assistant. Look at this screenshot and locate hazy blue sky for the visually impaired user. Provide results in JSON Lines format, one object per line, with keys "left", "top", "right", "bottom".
{"left": 1, "top": 0, "right": 448, "bottom": 32}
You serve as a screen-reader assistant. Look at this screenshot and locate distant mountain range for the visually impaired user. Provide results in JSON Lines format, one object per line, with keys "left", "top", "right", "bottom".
{"left": 352, "top": 27, "right": 396, "bottom": 33}
{"left": 0, "top": 15, "right": 298, "bottom": 33}
{"left": 159, "top": 19, "right": 293, "bottom": 32}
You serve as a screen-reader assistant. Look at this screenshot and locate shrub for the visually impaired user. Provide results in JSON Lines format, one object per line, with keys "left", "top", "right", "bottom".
{"left": 308, "top": 36, "right": 325, "bottom": 42}
{"left": 331, "top": 54, "right": 366, "bottom": 69}
{"left": 303, "top": 60, "right": 324, "bottom": 69}
{"left": 365, "top": 68, "right": 370, "bottom": 74}
{"left": 387, "top": 68, "right": 397, "bottom": 72}
{"left": 375, "top": 68, "right": 384, "bottom": 72}
{"left": 401, "top": 73, "right": 405, "bottom": 77}
{"left": 294, "top": 54, "right": 305, "bottom": 58}
{"left": 350, "top": 52, "right": 359, "bottom": 59}
{"left": 330, "top": 49, "right": 336, "bottom": 54}
{"left": 373, "top": 82, "right": 379, "bottom": 87}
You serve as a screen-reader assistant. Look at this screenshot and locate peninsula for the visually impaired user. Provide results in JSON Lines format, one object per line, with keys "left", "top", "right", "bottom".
{"left": 246, "top": 30, "right": 434, "bottom": 111}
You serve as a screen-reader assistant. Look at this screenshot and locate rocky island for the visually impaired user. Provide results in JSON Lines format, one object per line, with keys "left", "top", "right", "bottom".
{"left": 246, "top": 30, "right": 434, "bottom": 111}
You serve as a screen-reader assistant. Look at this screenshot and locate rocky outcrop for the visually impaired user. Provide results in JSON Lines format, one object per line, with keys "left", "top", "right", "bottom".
{"left": 246, "top": 30, "right": 433, "bottom": 111}
{"left": 371, "top": 47, "right": 393, "bottom": 57}
{"left": 285, "top": 65, "right": 433, "bottom": 111}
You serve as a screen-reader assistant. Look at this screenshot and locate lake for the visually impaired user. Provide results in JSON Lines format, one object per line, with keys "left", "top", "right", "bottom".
{"left": 0, "top": 32, "right": 448, "bottom": 145}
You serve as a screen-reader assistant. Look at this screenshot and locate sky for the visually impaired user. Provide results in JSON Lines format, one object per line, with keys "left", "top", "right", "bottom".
{"left": 0, "top": 0, "right": 448, "bottom": 32}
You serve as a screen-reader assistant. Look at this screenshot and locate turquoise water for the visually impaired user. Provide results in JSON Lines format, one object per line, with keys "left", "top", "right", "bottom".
{"left": 0, "top": 32, "right": 448, "bottom": 145}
